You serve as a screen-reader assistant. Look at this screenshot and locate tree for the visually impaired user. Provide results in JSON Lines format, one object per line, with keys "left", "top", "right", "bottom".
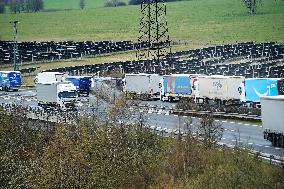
{"left": 242, "top": 0, "right": 262, "bottom": 14}
{"left": 9, "top": 0, "right": 21, "bottom": 13}
{"left": 79, "top": 0, "right": 85, "bottom": 10}
{"left": 0, "top": 0, "right": 5, "bottom": 13}
{"left": 197, "top": 113, "right": 223, "bottom": 148}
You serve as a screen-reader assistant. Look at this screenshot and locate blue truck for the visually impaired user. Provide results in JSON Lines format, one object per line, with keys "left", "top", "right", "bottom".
{"left": 64, "top": 76, "right": 92, "bottom": 96}
{"left": 240, "top": 78, "right": 284, "bottom": 104}
{"left": 160, "top": 74, "right": 193, "bottom": 102}
{"left": 0, "top": 71, "right": 22, "bottom": 91}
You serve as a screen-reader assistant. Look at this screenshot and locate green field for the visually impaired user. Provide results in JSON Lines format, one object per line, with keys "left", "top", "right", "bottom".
{"left": 0, "top": 0, "right": 284, "bottom": 42}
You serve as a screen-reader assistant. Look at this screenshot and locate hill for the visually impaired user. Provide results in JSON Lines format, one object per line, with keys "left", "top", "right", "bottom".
{"left": 0, "top": 0, "right": 283, "bottom": 43}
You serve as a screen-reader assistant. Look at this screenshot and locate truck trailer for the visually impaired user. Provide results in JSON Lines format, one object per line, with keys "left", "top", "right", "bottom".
{"left": 160, "top": 74, "right": 195, "bottom": 102}
{"left": 0, "top": 71, "right": 22, "bottom": 91}
{"left": 124, "top": 74, "right": 162, "bottom": 100}
{"left": 198, "top": 75, "right": 245, "bottom": 102}
{"left": 36, "top": 81, "right": 78, "bottom": 110}
{"left": 36, "top": 72, "right": 64, "bottom": 84}
{"left": 240, "top": 78, "right": 284, "bottom": 104}
{"left": 262, "top": 96, "right": 284, "bottom": 148}
{"left": 65, "top": 76, "right": 92, "bottom": 96}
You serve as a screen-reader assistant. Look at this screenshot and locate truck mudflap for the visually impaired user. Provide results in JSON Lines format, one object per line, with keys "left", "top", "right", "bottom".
{"left": 264, "top": 130, "right": 284, "bottom": 148}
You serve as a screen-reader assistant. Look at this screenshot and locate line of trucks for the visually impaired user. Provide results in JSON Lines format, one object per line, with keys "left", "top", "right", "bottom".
{"left": 124, "top": 73, "right": 284, "bottom": 105}
{"left": 1, "top": 71, "right": 284, "bottom": 147}
{"left": 124, "top": 73, "right": 284, "bottom": 147}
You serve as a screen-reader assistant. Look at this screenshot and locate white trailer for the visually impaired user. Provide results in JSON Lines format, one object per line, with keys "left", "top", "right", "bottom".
{"left": 36, "top": 72, "right": 65, "bottom": 84}
{"left": 198, "top": 75, "right": 244, "bottom": 101}
{"left": 262, "top": 96, "right": 284, "bottom": 147}
{"left": 124, "top": 74, "right": 162, "bottom": 99}
{"left": 36, "top": 81, "right": 78, "bottom": 110}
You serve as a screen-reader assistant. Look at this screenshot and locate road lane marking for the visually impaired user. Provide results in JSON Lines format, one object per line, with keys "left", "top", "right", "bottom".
{"left": 248, "top": 142, "right": 253, "bottom": 145}
{"left": 222, "top": 138, "right": 226, "bottom": 140}
{"left": 215, "top": 119, "right": 220, "bottom": 121}
{"left": 222, "top": 120, "right": 227, "bottom": 123}
{"left": 230, "top": 121, "right": 235, "bottom": 124}
{"left": 173, "top": 115, "right": 178, "bottom": 117}
{"left": 230, "top": 129, "right": 235, "bottom": 132}
{"left": 183, "top": 116, "right": 187, "bottom": 118}
{"left": 264, "top": 146, "right": 270, "bottom": 148}
{"left": 274, "top": 148, "right": 281, "bottom": 150}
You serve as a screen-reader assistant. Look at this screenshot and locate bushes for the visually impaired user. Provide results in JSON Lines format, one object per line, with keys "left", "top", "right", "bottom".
{"left": 0, "top": 107, "right": 283, "bottom": 188}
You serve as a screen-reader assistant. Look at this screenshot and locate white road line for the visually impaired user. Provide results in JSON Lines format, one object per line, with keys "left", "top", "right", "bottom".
{"left": 229, "top": 121, "right": 235, "bottom": 124}
{"left": 232, "top": 139, "right": 236, "bottom": 142}
{"left": 222, "top": 120, "right": 227, "bottom": 123}
{"left": 237, "top": 123, "right": 242, "bottom": 125}
{"left": 255, "top": 144, "right": 263, "bottom": 147}
{"left": 157, "top": 112, "right": 161, "bottom": 115}
{"left": 244, "top": 123, "right": 250, "bottom": 126}
{"left": 215, "top": 119, "right": 220, "bottom": 121}
{"left": 183, "top": 116, "right": 187, "bottom": 118}
{"left": 248, "top": 142, "right": 253, "bottom": 145}
{"left": 264, "top": 146, "right": 270, "bottom": 148}
{"left": 230, "top": 129, "right": 235, "bottom": 132}
{"left": 274, "top": 148, "right": 281, "bottom": 150}
{"left": 221, "top": 138, "right": 226, "bottom": 140}
{"left": 252, "top": 124, "right": 259, "bottom": 127}
{"left": 224, "top": 128, "right": 228, "bottom": 131}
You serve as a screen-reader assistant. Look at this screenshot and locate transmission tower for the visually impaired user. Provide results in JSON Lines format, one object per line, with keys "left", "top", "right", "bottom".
{"left": 137, "top": 0, "right": 171, "bottom": 61}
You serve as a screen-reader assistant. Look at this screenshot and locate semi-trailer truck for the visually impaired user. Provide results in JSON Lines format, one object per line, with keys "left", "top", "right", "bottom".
{"left": 65, "top": 76, "right": 92, "bottom": 96}
{"left": 198, "top": 75, "right": 244, "bottom": 102}
{"left": 240, "top": 78, "right": 284, "bottom": 105}
{"left": 36, "top": 81, "right": 78, "bottom": 110}
{"left": 0, "top": 71, "right": 22, "bottom": 91}
{"left": 262, "top": 96, "right": 284, "bottom": 148}
{"left": 124, "top": 73, "right": 162, "bottom": 100}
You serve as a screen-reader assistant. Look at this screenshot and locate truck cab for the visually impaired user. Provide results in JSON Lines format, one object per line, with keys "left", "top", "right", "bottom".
{"left": 0, "top": 71, "right": 22, "bottom": 91}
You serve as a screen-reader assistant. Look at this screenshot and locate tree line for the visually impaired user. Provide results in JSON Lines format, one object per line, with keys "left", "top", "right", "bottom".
{"left": 0, "top": 95, "right": 283, "bottom": 188}
{"left": 0, "top": 0, "right": 44, "bottom": 13}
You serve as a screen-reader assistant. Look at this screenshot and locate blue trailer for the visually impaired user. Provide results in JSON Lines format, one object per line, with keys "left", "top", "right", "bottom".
{"left": 0, "top": 71, "right": 22, "bottom": 91}
{"left": 65, "top": 76, "right": 92, "bottom": 96}
{"left": 160, "top": 74, "right": 192, "bottom": 102}
{"left": 242, "top": 78, "right": 284, "bottom": 103}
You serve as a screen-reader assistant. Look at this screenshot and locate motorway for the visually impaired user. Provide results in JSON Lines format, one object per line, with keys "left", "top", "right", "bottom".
{"left": 1, "top": 88, "right": 284, "bottom": 158}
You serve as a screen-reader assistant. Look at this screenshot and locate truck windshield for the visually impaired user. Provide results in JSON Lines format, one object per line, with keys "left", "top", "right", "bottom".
{"left": 58, "top": 91, "right": 78, "bottom": 99}
{"left": 278, "top": 80, "right": 284, "bottom": 95}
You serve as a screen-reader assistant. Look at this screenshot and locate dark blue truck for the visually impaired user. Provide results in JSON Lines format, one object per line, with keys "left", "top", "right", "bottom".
{"left": 65, "top": 76, "right": 92, "bottom": 96}
{"left": 0, "top": 71, "right": 22, "bottom": 91}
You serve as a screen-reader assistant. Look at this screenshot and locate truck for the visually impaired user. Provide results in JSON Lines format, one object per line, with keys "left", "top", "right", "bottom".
{"left": 240, "top": 78, "right": 284, "bottom": 105}
{"left": 262, "top": 96, "right": 284, "bottom": 148}
{"left": 198, "top": 75, "right": 245, "bottom": 103}
{"left": 35, "top": 72, "right": 64, "bottom": 84}
{"left": 124, "top": 74, "right": 162, "bottom": 100}
{"left": 0, "top": 71, "right": 22, "bottom": 91}
{"left": 65, "top": 76, "right": 92, "bottom": 96}
{"left": 160, "top": 74, "right": 195, "bottom": 102}
{"left": 36, "top": 81, "right": 78, "bottom": 110}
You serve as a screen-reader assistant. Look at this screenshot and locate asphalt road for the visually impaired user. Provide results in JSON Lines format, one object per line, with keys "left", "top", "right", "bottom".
{"left": 1, "top": 88, "right": 283, "bottom": 157}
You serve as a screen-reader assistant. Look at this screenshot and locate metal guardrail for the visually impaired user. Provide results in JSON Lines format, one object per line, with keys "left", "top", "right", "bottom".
{"left": 138, "top": 105, "right": 261, "bottom": 121}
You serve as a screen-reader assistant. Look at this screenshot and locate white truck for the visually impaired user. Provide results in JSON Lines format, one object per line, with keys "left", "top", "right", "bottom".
{"left": 198, "top": 75, "right": 244, "bottom": 103}
{"left": 262, "top": 96, "right": 284, "bottom": 148}
{"left": 124, "top": 73, "right": 162, "bottom": 100}
{"left": 36, "top": 81, "right": 78, "bottom": 110}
